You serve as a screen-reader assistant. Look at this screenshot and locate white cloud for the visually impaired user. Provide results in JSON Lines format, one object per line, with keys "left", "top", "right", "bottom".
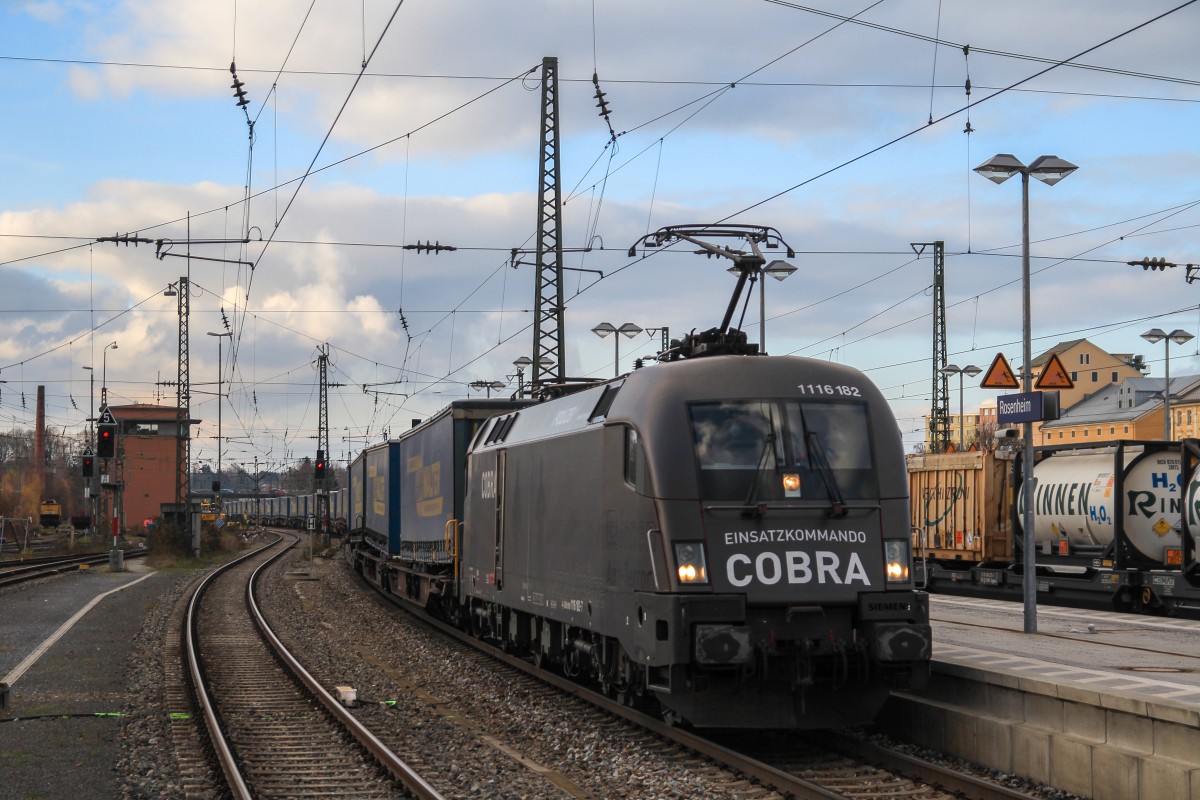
{"left": 3, "top": 0, "right": 1199, "bottom": 459}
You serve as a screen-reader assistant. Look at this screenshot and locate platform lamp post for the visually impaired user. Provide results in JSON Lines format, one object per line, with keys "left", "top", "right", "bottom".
{"left": 727, "top": 259, "right": 797, "bottom": 353}
{"left": 974, "top": 153, "right": 1077, "bottom": 634}
{"left": 592, "top": 322, "right": 643, "bottom": 377}
{"left": 940, "top": 364, "right": 982, "bottom": 450}
{"left": 207, "top": 331, "right": 232, "bottom": 510}
{"left": 100, "top": 341, "right": 118, "bottom": 405}
{"left": 1141, "top": 328, "right": 1194, "bottom": 440}
{"left": 512, "top": 358, "right": 529, "bottom": 398}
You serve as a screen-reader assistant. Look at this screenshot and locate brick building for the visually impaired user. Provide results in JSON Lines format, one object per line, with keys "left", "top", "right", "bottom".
{"left": 110, "top": 404, "right": 194, "bottom": 531}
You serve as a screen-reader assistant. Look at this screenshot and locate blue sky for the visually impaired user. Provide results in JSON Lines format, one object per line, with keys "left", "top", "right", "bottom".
{"left": 2, "top": 0, "right": 1199, "bottom": 470}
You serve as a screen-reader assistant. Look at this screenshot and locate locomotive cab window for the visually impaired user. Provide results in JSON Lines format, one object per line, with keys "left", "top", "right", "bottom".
{"left": 689, "top": 399, "right": 876, "bottom": 503}
{"left": 624, "top": 426, "right": 648, "bottom": 491}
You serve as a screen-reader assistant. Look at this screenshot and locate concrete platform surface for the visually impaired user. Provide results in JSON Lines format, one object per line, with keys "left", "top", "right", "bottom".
{"left": 929, "top": 594, "right": 1200, "bottom": 707}
{"left": 877, "top": 595, "right": 1200, "bottom": 798}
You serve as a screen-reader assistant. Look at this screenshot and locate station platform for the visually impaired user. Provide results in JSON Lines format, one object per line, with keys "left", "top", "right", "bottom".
{"left": 874, "top": 595, "right": 1200, "bottom": 799}
{"left": 0, "top": 562, "right": 175, "bottom": 799}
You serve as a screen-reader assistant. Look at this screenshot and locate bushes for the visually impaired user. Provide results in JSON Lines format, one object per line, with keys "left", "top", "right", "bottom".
{"left": 145, "top": 519, "right": 246, "bottom": 567}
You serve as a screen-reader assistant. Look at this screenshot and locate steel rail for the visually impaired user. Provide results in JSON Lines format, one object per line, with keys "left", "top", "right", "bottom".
{"left": 353, "top": 574, "right": 847, "bottom": 798}
{"left": 185, "top": 532, "right": 444, "bottom": 800}
{"left": 808, "top": 730, "right": 1044, "bottom": 800}
{"left": 246, "top": 546, "right": 445, "bottom": 800}
{"left": 184, "top": 535, "right": 278, "bottom": 799}
{"left": 356, "top": 568, "right": 1040, "bottom": 800}
{"left": 0, "top": 549, "right": 147, "bottom": 589}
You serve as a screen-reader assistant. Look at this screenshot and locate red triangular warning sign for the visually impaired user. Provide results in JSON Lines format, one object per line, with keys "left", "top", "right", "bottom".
{"left": 1035, "top": 352, "right": 1075, "bottom": 390}
{"left": 980, "top": 352, "right": 1020, "bottom": 389}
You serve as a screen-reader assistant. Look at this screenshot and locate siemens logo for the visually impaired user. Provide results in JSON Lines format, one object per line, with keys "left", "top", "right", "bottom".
{"left": 867, "top": 601, "right": 911, "bottom": 613}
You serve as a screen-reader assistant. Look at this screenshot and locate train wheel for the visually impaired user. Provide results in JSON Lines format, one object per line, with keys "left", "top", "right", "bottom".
{"left": 617, "top": 658, "right": 645, "bottom": 707}
{"left": 1140, "top": 587, "right": 1167, "bottom": 616}
{"left": 469, "top": 601, "right": 486, "bottom": 639}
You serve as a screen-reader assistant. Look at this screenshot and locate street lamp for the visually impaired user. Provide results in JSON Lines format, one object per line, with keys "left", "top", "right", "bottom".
{"left": 975, "top": 152, "right": 1077, "bottom": 634}
{"left": 469, "top": 380, "right": 505, "bottom": 398}
{"left": 592, "top": 322, "right": 643, "bottom": 377}
{"left": 207, "top": 331, "right": 232, "bottom": 507}
{"left": 940, "top": 364, "right": 982, "bottom": 449}
{"left": 1140, "top": 328, "right": 1194, "bottom": 440}
{"left": 727, "top": 259, "right": 797, "bottom": 353}
{"left": 101, "top": 341, "right": 118, "bottom": 405}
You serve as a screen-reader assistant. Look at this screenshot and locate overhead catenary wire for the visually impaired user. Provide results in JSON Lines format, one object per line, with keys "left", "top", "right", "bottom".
{"left": 4, "top": 3, "right": 1200, "bottom": 457}
{"left": 724, "top": 0, "right": 1200, "bottom": 221}
{"left": 760, "top": 0, "right": 1200, "bottom": 88}
{"left": 4, "top": 2, "right": 1197, "bottom": 272}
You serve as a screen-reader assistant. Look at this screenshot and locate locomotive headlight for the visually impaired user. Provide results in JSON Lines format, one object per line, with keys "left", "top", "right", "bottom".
{"left": 781, "top": 473, "right": 801, "bottom": 497}
{"left": 884, "top": 540, "right": 910, "bottom": 583}
{"left": 674, "top": 542, "right": 710, "bottom": 585}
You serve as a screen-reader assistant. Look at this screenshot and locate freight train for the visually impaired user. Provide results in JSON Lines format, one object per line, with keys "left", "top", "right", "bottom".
{"left": 225, "top": 488, "right": 349, "bottom": 532}
{"left": 911, "top": 440, "right": 1200, "bottom": 615}
{"left": 343, "top": 349, "right": 932, "bottom": 729}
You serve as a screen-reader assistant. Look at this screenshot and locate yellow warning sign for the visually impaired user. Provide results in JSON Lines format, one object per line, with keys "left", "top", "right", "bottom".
{"left": 1034, "top": 352, "right": 1075, "bottom": 390}
{"left": 980, "top": 352, "right": 1019, "bottom": 389}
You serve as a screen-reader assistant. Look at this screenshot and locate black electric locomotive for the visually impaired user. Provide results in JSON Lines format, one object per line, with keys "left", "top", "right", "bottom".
{"left": 346, "top": 224, "right": 930, "bottom": 728}
{"left": 346, "top": 352, "right": 930, "bottom": 728}
{"left": 462, "top": 354, "right": 929, "bottom": 727}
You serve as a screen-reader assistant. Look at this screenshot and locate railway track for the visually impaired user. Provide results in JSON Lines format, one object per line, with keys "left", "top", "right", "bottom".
{"left": 0, "top": 548, "right": 145, "bottom": 589}
{"left": 701, "top": 729, "right": 1043, "bottom": 800}
{"left": 184, "top": 533, "right": 442, "bottom": 799}
{"left": 351, "top": 563, "right": 1040, "bottom": 800}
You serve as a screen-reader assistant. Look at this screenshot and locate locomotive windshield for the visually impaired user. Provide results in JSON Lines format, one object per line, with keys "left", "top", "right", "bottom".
{"left": 689, "top": 400, "right": 876, "bottom": 502}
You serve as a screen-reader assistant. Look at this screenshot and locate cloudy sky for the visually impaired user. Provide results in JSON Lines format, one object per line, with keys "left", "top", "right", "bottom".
{"left": 2, "top": 0, "right": 1199, "bottom": 471}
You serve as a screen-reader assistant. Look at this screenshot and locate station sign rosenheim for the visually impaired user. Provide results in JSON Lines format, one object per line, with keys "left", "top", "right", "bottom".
{"left": 983, "top": 352, "right": 1070, "bottom": 426}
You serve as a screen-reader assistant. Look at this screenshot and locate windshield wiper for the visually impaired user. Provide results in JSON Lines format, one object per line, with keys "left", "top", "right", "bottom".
{"left": 805, "top": 429, "right": 848, "bottom": 517}
{"left": 742, "top": 432, "right": 777, "bottom": 517}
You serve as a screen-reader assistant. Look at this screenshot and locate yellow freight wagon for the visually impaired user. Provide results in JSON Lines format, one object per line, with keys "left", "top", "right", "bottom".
{"left": 907, "top": 451, "right": 1012, "bottom": 565}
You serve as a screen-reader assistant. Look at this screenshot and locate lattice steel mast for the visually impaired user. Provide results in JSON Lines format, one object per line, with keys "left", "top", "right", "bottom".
{"left": 316, "top": 343, "right": 330, "bottom": 539}
{"left": 914, "top": 241, "right": 950, "bottom": 452}
{"left": 531, "top": 56, "right": 564, "bottom": 389}
{"left": 175, "top": 276, "right": 192, "bottom": 550}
